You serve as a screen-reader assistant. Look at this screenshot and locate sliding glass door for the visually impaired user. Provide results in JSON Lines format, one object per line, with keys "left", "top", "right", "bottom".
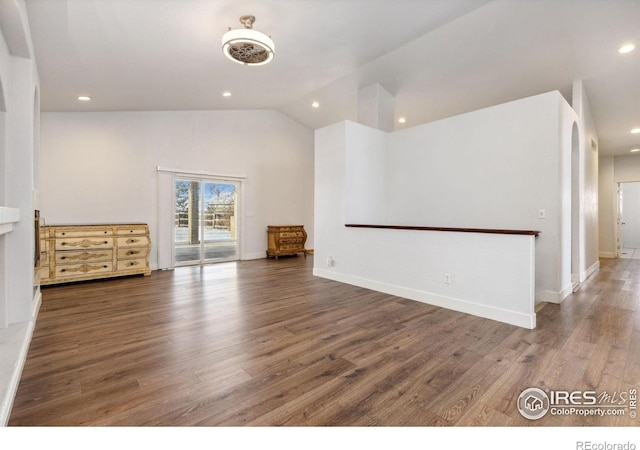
{"left": 174, "top": 177, "right": 239, "bottom": 265}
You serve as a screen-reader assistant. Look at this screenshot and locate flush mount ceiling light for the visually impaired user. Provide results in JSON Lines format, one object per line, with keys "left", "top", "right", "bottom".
{"left": 222, "top": 15, "right": 274, "bottom": 66}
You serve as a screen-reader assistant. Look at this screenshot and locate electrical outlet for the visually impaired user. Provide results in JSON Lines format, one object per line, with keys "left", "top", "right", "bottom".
{"left": 327, "top": 256, "right": 334, "bottom": 267}
{"left": 444, "top": 273, "right": 451, "bottom": 284}
{"left": 538, "top": 209, "right": 546, "bottom": 219}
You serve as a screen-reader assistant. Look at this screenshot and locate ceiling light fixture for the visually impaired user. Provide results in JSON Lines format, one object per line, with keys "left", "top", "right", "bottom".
{"left": 398, "top": 117, "right": 407, "bottom": 124}
{"left": 222, "top": 15, "right": 274, "bottom": 66}
{"left": 618, "top": 43, "right": 636, "bottom": 54}
{"left": 630, "top": 148, "right": 640, "bottom": 153}
{"left": 632, "top": 128, "right": 640, "bottom": 134}
{"left": 311, "top": 101, "right": 319, "bottom": 108}
{"left": 77, "top": 96, "right": 92, "bottom": 101}
{"left": 222, "top": 91, "right": 232, "bottom": 97}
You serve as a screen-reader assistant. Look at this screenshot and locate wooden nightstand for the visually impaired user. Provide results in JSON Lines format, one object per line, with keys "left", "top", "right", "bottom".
{"left": 266, "top": 225, "right": 308, "bottom": 259}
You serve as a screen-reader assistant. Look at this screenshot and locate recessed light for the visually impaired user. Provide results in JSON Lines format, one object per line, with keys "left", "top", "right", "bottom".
{"left": 631, "top": 148, "right": 640, "bottom": 153}
{"left": 311, "top": 101, "right": 319, "bottom": 108}
{"left": 398, "top": 117, "right": 407, "bottom": 124}
{"left": 222, "top": 91, "right": 232, "bottom": 97}
{"left": 631, "top": 128, "right": 640, "bottom": 134}
{"left": 77, "top": 96, "right": 92, "bottom": 101}
{"left": 618, "top": 43, "right": 635, "bottom": 54}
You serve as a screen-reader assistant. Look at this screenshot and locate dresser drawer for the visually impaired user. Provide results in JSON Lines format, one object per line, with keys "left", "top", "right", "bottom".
{"left": 117, "top": 236, "right": 150, "bottom": 248}
{"left": 117, "top": 248, "right": 147, "bottom": 259}
{"left": 116, "top": 259, "right": 147, "bottom": 271}
{"left": 56, "top": 262, "right": 113, "bottom": 278}
{"left": 56, "top": 237, "right": 113, "bottom": 250}
{"left": 116, "top": 225, "right": 147, "bottom": 236}
{"left": 55, "top": 228, "right": 112, "bottom": 238}
{"left": 56, "top": 249, "right": 113, "bottom": 264}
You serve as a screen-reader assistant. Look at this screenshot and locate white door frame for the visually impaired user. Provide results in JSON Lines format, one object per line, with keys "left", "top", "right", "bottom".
{"left": 156, "top": 166, "right": 246, "bottom": 269}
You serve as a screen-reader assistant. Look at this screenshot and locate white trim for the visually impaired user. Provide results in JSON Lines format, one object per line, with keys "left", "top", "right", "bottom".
{"left": 536, "top": 284, "right": 572, "bottom": 304}
{"left": 156, "top": 165, "right": 246, "bottom": 181}
{"left": 170, "top": 175, "right": 243, "bottom": 267}
{"left": 599, "top": 252, "right": 617, "bottom": 259}
{"left": 581, "top": 260, "right": 600, "bottom": 281}
{"left": 314, "top": 268, "right": 536, "bottom": 329}
{"left": 0, "top": 207, "right": 19, "bottom": 236}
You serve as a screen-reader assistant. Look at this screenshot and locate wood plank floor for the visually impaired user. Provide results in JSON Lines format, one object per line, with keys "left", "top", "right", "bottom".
{"left": 8, "top": 256, "right": 640, "bottom": 426}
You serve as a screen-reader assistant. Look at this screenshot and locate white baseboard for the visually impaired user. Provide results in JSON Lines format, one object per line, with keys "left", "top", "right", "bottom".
{"left": 0, "top": 319, "right": 36, "bottom": 426}
{"left": 242, "top": 252, "right": 267, "bottom": 261}
{"left": 313, "top": 268, "right": 535, "bottom": 329}
{"left": 535, "top": 262, "right": 599, "bottom": 303}
{"left": 536, "top": 283, "right": 573, "bottom": 304}
{"left": 599, "top": 252, "right": 617, "bottom": 259}
{"left": 32, "top": 288, "right": 42, "bottom": 320}
{"left": 582, "top": 260, "right": 600, "bottom": 281}
{"left": 0, "top": 289, "right": 42, "bottom": 426}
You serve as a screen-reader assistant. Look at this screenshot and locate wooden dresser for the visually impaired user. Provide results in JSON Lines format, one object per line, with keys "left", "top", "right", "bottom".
{"left": 266, "top": 225, "right": 308, "bottom": 259}
{"left": 39, "top": 223, "right": 151, "bottom": 285}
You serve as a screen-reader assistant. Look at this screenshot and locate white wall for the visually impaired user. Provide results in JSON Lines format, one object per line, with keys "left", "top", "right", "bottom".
{"left": 314, "top": 91, "right": 584, "bottom": 328}
{"left": 344, "top": 125, "right": 389, "bottom": 224}
{"left": 0, "top": 0, "right": 39, "bottom": 327}
{"left": 0, "top": 0, "right": 41, "bottom": 426}
{"left": 315, "top": 120, "right": 537, "bottom": 329}
{"left": 39, "top": 110, "right": 315, "bottom": 267}
{"left": 353, "top": 91, "right": 576, "bottom": 303}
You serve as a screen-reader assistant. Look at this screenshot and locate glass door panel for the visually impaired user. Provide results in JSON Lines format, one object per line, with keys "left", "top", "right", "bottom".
{"left": 174, "top": 178, "right": 239, "bottom": 265}
{"left": 202, "top": 181, "right": 237, "bottom": 262}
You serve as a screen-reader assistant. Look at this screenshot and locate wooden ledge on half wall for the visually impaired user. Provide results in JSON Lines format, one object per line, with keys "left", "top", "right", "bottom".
{"left": 344, "top": 224, "right": 540, "bottom": 237}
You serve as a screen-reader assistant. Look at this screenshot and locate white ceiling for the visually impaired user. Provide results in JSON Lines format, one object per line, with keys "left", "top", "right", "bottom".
{"left": 25, "top": 0, "right": 640, "bottom": 156}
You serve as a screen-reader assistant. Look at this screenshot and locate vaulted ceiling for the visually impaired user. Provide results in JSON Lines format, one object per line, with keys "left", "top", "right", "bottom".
{"left": 25, "top": 0, "right": 640, "bottom": 156}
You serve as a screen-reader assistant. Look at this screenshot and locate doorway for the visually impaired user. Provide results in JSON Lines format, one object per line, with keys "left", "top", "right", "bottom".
{"left": 174, "top": 177, "right": 239, "bottom": 265}
{"left": 618, "top": 181, "right": 640, "bottom": 259}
